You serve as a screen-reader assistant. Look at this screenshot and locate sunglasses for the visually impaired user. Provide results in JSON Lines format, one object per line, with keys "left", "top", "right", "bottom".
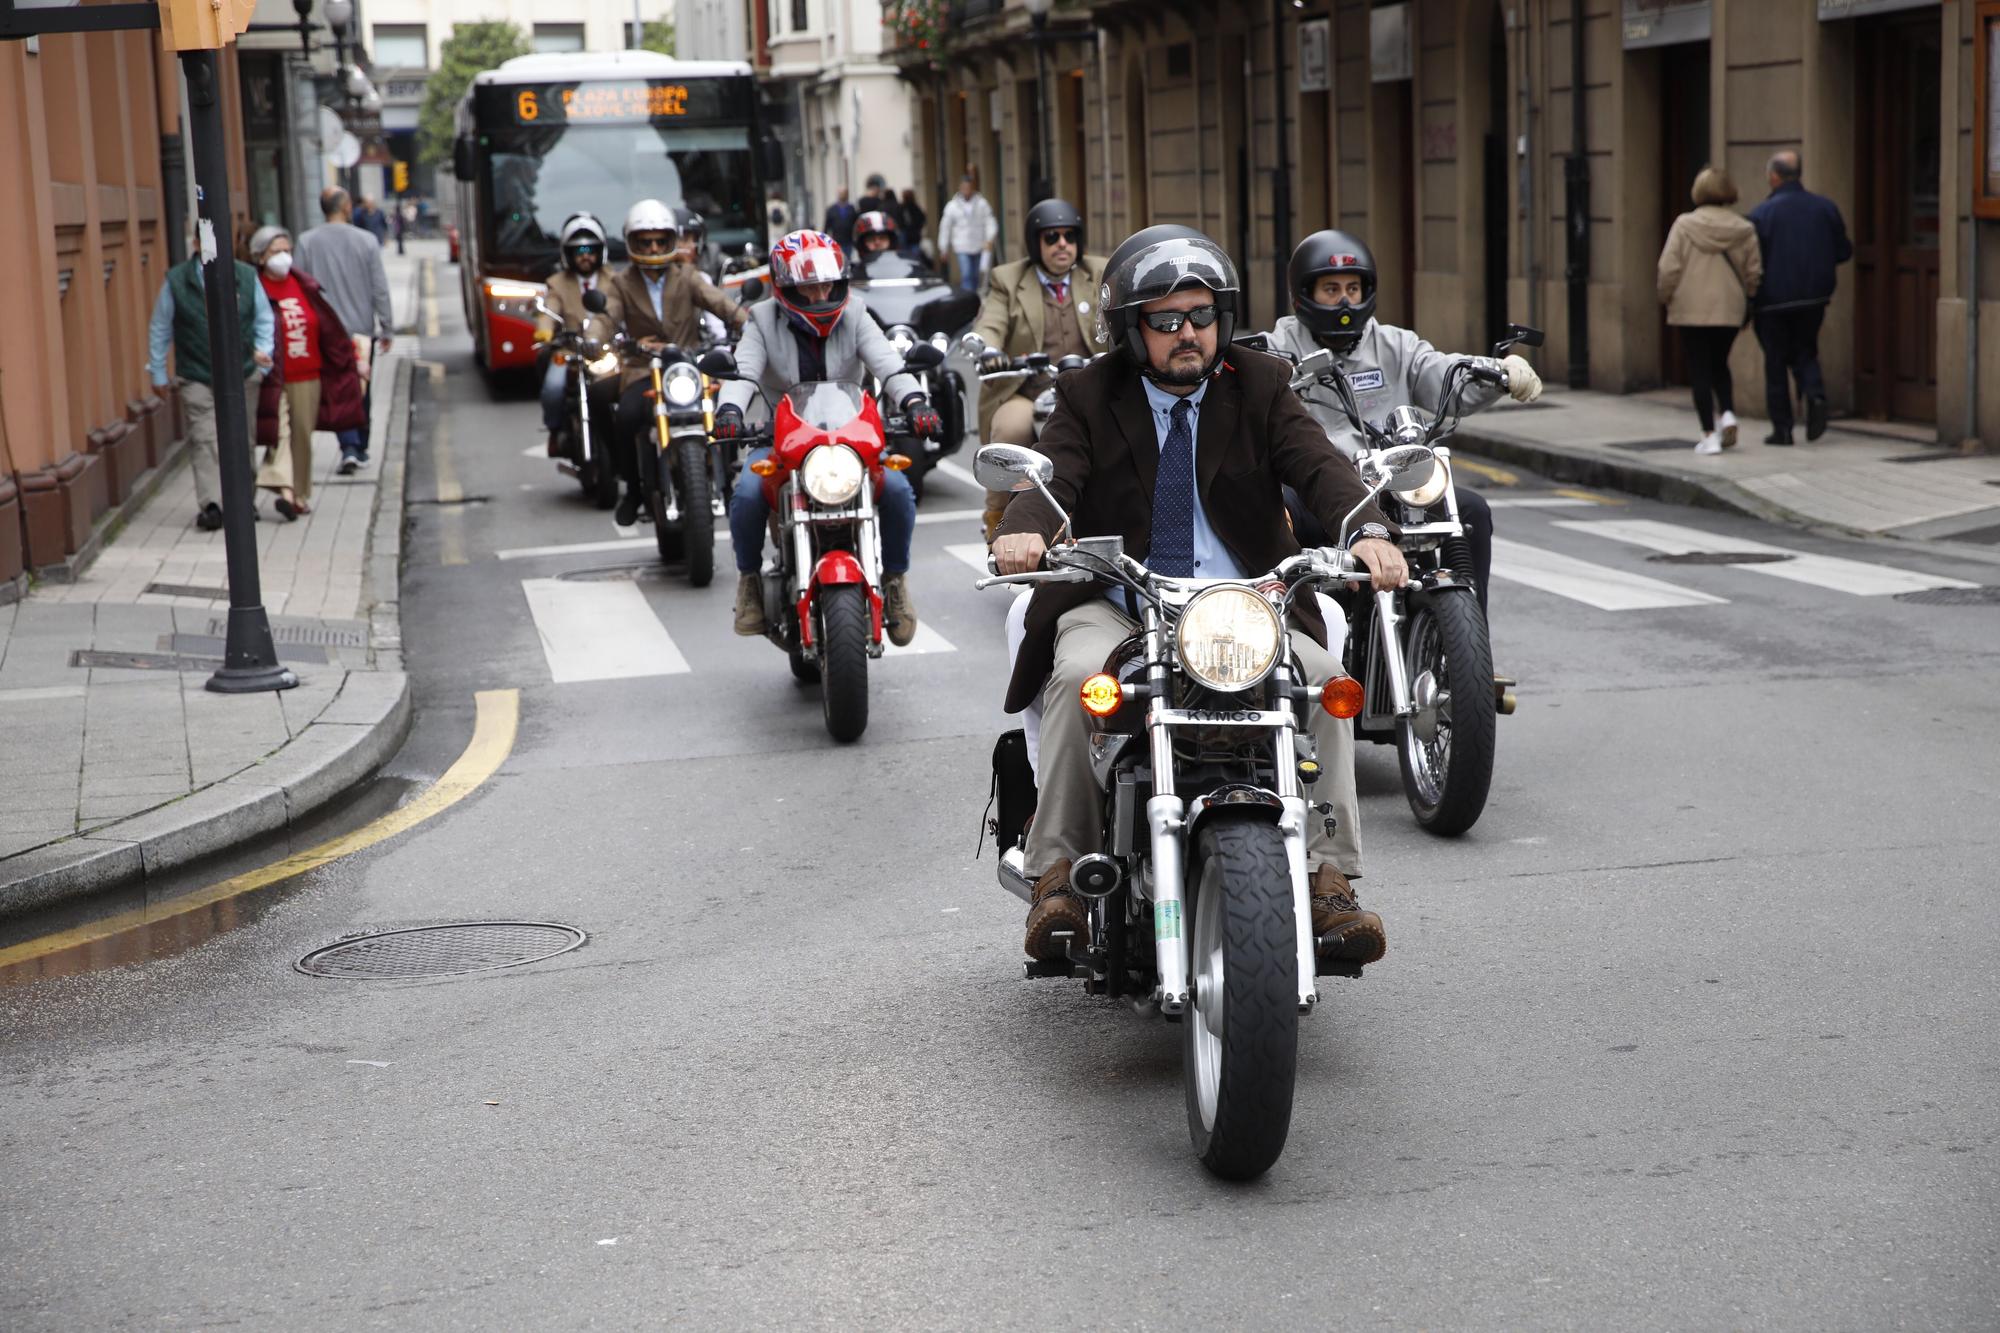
{"left": 628, "top": 235, "right": 675, "bottom": 253}
{"left": 569, "top": 244, "right": 602, "bottom": 255}
{"left": 1041, "top": 228, "right": 1080, "bottom": 246}
{"left": 1140, "top": 304, "right": 1220, "bottom": 333}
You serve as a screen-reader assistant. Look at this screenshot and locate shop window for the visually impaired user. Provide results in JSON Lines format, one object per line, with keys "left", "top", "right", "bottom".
{"left": 532, "top": 24, "right": 585, "bottom": 53}
{"left": 371, "top": 25, "right": 428, "bottom": 70}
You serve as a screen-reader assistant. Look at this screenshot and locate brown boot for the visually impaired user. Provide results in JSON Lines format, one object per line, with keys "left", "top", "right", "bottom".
{"left": 1311, "top": 865, "right": 1386, "bottom": 965}
{"left": 1024, "top": 858, "right": 1088, "bottom": 961}
{"left": 881, "top": 573, "right": 917, "bottom": 647}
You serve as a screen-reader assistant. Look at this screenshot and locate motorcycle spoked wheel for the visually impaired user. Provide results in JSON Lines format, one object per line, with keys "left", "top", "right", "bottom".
{"left": 674, "top": 445, "right": 714, "bottom": 588}
{"left": 650, "top": 481, "right": 684, "bottom": 563}
{"left": 816, "top": 583, "right": 871, "bottom": 742}
{"left": 1396, "top": 592, "right": 1497, "bottom": 836}
{"left": 1183, "top": 818, "right": 1299, "bottom": 1182}
{"left": 577, "top": 422, "right": 619, "bottom": 509}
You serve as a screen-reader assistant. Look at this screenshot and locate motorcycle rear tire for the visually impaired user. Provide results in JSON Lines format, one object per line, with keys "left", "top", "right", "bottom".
{"left": 817, "top": 583, "right": 870, "bottom": 743}
{"left": 675, "top": 446, "right": 714, "bottom": 588}
{"left": 1183, "top": 817, "right": 1299, "bottom": 1182}
{"left": 1396, "top": 592, "right": 1496, "bottom": 836}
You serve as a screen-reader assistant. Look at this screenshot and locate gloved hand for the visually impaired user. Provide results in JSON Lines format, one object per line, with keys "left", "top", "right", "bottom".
{"left": 904, "top": 396, "right": 943, "bottom": 438}
{"left": 1501, "top": 354, "right": 1543, "bottom": 403}
{"left": 978, "top": 350, "right": 1010, "bottom": 375}
{"left": 713, "top": 403, "right": 744, "bottom": 439}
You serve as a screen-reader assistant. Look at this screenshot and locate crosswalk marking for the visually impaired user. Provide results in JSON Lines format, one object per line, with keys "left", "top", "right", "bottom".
{"left": 1554, "top": 518, "right": 1978, "bottom": 597}
{"left": 912, "top": 507, "right": 987, "bottom": 527}
{"left": 520, "top": 578, "right": 691, "bottom": 683}
{"left": 881, "top": 621, "right": 957, "bottom": 656}
{"left": 1489, "top": 536, "right": 1729, "bottom": 610}
{"left": 497, "top": 537, "right": 653, "bottom": 562}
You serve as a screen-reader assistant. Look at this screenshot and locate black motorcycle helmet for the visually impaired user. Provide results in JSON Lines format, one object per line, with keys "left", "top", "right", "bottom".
{"left": 1288, "top": 229, "right": 1377, "bottom": 352}
{"left": 1024, "top": 197, "right": 1084, "bottom": 265}
{"left": 1099, "top": 224, "right": 1240, "bottom": 382}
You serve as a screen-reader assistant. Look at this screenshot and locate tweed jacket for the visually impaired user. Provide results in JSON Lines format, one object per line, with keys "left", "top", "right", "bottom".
{"left": 970, "top": 254, "right": 1113, "bottom": 441}
{"left": 605, "top": 262, "right": 746, "bottom": 389}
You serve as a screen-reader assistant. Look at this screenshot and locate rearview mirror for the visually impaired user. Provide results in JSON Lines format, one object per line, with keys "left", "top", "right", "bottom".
{"left": 738, "top": 277, "right": 765, "bottom": 303}
{"left": 696, "top": 347, "right": 737, "bottom": 377}
{"left": 1287, "top": 347, "right": 1334, "bottom": 390}
{"left": 974, "top": 443, "right": 1053, "bottom": 495}
{"left": 452, "top": 135, "right": 475, "bottom": 182}
{"left": 957, "top": 331, "right": 990, "bottom": 360}
{"left": 582, "top": 289, "right": 608, "bottom": 315}
{"left": 1374, "top": 443, "right": 1438, "bottom": 494}
{"left": 902, "top": 343, "right": 945, "bottom": 373}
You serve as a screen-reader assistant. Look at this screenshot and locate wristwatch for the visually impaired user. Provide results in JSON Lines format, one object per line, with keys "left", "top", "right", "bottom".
{"left": 1349, "top": 522, "right": 1391, "bottom": 547}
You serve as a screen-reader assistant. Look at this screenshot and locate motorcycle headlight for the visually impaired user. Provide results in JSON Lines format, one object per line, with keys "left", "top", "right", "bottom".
{"left": 664, "top": 362, "right": 702, "bottom": 408}
{"left": 1175, "top": 586, "right": 1283, "bottom": 693}
{"left": 800, "top": 445, "right": 864, "bottom": 507}
{"left": 930, "top": 332, "right": 951, "bottom": 353}
{"left": 586, "top": 350, "right": 619, "bottom": 378}
{"left": 888, "top": 324, "right": 918, "bottom": 357}
{"left": 1401, "top": 455, "right": 1450, "bottom": 509}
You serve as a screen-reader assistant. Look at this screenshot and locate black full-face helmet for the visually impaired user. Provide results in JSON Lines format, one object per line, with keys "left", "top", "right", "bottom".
{"left": 1288, "top": 229, "right": 1377, "bottom": 352}
{"left": 1099, "top": 225, "right": 1240, "bottom": 381}
{"left": 1023, "top": 197, "right": 1084, "bottom": 265}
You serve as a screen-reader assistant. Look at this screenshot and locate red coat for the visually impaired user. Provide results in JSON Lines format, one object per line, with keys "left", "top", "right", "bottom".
{"left": 257, "top": 271, "right": 368, "bottom": 447}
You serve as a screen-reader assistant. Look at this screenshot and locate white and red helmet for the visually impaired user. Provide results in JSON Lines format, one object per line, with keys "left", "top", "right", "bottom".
{"left": 769, "top": 229, "right": 849, "bottom": 338}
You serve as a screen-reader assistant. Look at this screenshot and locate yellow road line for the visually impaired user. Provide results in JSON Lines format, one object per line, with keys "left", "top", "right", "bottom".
{"left": 1452, "top": 456, "right": 1519, "bottom": 487}
{"left": 1553, "top": 487, "right": 1626, "bottom": 505}
{"left": 422, "top": 258, "right": 440, "bottom": 338}
{"left": 0, "top": 690, "right": 520, "bottom": 970}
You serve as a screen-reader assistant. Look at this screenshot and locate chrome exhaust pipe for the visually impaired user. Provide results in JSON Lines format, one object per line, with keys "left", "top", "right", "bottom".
{"left": 997, "top": 846, "right": 1034, "bottom": 904}
{"left": 1071, "top": 853, "right": 1122, "bottom": 899}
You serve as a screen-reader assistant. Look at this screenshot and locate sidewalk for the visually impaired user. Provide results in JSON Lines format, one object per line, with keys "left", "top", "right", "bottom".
{"left": 0, "top": 243, "right": 436, "bottom": 917}
{"left": 1455, "top": 386, "right": 2000, "bottom": 554}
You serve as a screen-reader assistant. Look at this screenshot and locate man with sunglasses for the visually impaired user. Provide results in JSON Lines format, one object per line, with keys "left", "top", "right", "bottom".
{"left": 534, "top": 212, "right": 617, "bottom": 458}
{"left": 969, "top": 198, "right": 1113, "bottom": 542}
{"left": 605, "top": 198, "right": 748, "bottom": 526}
{"left": 991, "top": 224, "right": 1407, "bottom": 969}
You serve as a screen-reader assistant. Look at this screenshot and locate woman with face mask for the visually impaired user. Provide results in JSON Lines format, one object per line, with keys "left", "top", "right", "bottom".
{"left": 248, "top": 225, "right": 369, "bottom": 518}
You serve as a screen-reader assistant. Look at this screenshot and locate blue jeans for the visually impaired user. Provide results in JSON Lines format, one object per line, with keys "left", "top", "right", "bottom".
{"left": 539, "top": 358, "right": 567, "bottom": 432}
{"left": 956, "top": 252, "right": 983, "bottom": 293}
{"left": 731, "top": 448, "right": 915, "bottom": 576}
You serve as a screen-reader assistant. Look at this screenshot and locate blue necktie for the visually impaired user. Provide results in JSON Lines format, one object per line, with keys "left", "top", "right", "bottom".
{"left": 1151, "top": 399, "right": 1195, "bottom": 577}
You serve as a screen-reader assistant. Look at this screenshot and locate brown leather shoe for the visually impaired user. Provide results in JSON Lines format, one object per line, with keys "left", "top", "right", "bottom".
{"left": 1311, "top": 865, "right": 1386, "bottom": 965}
{"left": 1024, "top": 858, "right": 1088, "bottom": 961}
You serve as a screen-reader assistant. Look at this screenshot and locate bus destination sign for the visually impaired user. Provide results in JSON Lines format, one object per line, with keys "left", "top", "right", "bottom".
{"left": 498, "top": 80, "right": 748, "bottom": 125}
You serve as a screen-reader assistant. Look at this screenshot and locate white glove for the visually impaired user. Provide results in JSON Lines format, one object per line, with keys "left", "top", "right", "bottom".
{"left": 1501, "top": 354, "right": 1542, "bottom": 403}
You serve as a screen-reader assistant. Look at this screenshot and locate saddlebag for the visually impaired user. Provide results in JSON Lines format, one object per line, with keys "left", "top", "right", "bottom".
{"left": 990, "top": 729, "right": 1038, "bottom": 854}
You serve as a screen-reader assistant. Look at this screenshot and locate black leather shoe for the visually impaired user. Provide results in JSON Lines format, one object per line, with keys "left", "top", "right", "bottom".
{"left": 614, "top": 491, "right": 641, "bottom": 526}
{"left": 1763, "top": 429, "right": 1793, "bottom": 446}
{"left": 1805, "top": 396, "right": 1828, "bottom": 441}
{"left": 195, "top": 503, "right": 223, "bottom": 531}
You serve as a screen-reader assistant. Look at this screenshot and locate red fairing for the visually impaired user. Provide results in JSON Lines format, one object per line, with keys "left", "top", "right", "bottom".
{"left": 759, "top": 387, "right": 890, "bottom": 505}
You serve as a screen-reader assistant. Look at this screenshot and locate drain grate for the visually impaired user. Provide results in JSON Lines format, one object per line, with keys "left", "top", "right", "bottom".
{"left": 165, "top": 634, "right": 332, "bottom": 664}
{"left": 144, "top": 581, "right": 229, "bottom": 599}
{"left": 204, "top": 619, "right": 367, "bottom": 647}
{"left": 1893, "top": 585, "right": 2000, "bottom": 606}
{"left": 1646, "top": 551, "right": 1796, "bottom": 566}
{"left": 71, "top": 648, "right": 221, "bottom": 672}
{"left": 296, "top": 921, "right": 587, "bottom": 979}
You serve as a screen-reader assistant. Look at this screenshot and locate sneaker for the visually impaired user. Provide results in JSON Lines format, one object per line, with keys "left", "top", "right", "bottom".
{"left": 1718, "top": 411, "right": 1738, "bottom": 448}
{"left": 1024, "top": 859, "right": 1088, "bottom": 961}
{"left": 1805, "top": 395, "right": 1828, "bottom": 442}
{"left": 1310, "top": 865, "right": 1386, "bottom": 965}
{"left": 1693, "top": 432, "right": 1723, "bottom": 456}
{"left": 881, "top": 573, "right": 918, "bottom": 647}
{"left": 195, "top": 502, "right": 223, "bottom": 532}
{"left": 733, "top": 573, "right": 767, "bottom": 636}
{"left": 336, "top": 453, "right": 360, "bottom": 476}
{"left": 614, "top": 490, "right": 641, "bottom": 526}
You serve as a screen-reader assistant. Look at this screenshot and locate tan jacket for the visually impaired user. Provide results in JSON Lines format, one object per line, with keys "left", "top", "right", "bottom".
{"left": 1657, "top": 206, "right": 1762, "bottom": 327}
{"left": 970, "top": 254, "right": 1112, "bottom": 440}
{"left": 606, "top": 261, "right": 747, "bottom": 388}
{"left": 534, "top": 269, "right": 617, "bottom": 345}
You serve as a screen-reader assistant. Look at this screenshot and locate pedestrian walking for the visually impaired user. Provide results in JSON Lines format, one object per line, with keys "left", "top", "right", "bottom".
{"left": 857, "top": 173, "right": 895, "bottom": 225}
{"left": 296, "top": 187, "right": 394, "bottom": 474}
{"left": 939, "top": 173, "right": 997, "bottom": 294}
{"left": 247, "top": 225, "right": 368, "bottom": 519}
{"left": 1656, "top": 166, "right": 1762, "bottom": 455}
{"left": 146, "top": 252, "right": 275, "bottom": 531}
{"left": 822, "top": 187, "right": 858, "bottom": 253}
{"left": 897, "top": 188, "right": 928, "bottom": 257}
{"left": 354, "top": 196, "right": 390, "bottom": 246}
{"left": 1747, "top": 150, "right": 1851, "bottom": 444}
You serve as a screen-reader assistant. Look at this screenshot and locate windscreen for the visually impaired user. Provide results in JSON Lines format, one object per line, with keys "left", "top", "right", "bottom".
{"left": 782, "top": 382, "right": 867, "bottom": 432}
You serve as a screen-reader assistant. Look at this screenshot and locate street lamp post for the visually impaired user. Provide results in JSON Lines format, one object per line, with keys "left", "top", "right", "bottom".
{"left": 1024, "top": 0, "right": 1054, "bottom": 205}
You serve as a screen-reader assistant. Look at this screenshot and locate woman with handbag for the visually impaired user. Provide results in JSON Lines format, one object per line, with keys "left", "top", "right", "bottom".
{"left": 248, "top": 224, "right": 369, "bottom": 518}
{"left": 1657, "top": 166, "right": 1762, "bottom": 455}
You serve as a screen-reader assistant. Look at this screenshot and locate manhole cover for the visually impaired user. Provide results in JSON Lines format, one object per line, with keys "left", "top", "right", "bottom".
{"left": 1893, "top": 585, "right": 2000, "bottom": 606}
{"left": 296, "top": 921, "right": 587, "bottom": 979}
{"left": 1646, "top": 551, "right": 1796, "bottom": 565}
{"left": 556, "top": 562, "right": 667, "bottom": 583}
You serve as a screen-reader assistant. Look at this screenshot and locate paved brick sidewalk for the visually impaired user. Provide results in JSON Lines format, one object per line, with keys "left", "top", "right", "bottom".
{"left": 0, "top": 243, "right": 438, "bottom": 916}
{"left": 1455, "top": 386, "right": 2000, "bottom": 552}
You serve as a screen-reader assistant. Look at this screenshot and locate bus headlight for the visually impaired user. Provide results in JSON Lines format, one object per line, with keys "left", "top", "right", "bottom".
{"left": 1175, "top": 586, "right": 1282, "bottom": 693}
{"left": 663, "top": 362, "right": 702, "bottom": 408}
{"left": 800, "top": 445, "right": 863, "bottom": 507}
{"left": 485, "top": 279, "right": 545, "bottom": 319}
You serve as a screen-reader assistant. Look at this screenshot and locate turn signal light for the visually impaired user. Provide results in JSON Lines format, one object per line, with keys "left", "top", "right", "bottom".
{"left": 1320, "top": 675, "right": 1365, "bottom": 718}
{"left": 882, "top": 454, "right": 912, "bottom": 471}
{"left": 1079, "top": 672, "right": 1123, "bottom": 718}
{"left": 750, "top": 458, "right": 780, "bottom": 478}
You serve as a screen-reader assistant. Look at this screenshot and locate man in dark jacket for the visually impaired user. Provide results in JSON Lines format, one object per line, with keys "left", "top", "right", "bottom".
{"left": 992, "top": 225, "right": 1405, "bottom": 968}
{"left": 1747, "top": 151, "right": 1852, "bottom": 443}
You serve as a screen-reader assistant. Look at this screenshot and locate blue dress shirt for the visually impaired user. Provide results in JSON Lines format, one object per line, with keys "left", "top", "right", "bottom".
{"left": 1139, "top": 376, "right": 1246, "bottom": 580}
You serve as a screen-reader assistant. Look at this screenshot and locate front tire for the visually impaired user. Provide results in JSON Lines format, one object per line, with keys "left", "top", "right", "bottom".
{"left": 1183, "top": 818, "right": 1299, "bottom": 1181}
{"left": 675, "top": 444, "right": 714, "bottom": 588}
{"left": 1397, "top": 591, "right": 1497, "bottom": 835}
{"left": 817, "top": 583, "right": 870, "bottom": 742}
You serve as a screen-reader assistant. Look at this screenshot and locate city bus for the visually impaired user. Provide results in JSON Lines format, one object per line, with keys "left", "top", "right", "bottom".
{"left": 451, "top": 50, "right": 778, "bottom": 375}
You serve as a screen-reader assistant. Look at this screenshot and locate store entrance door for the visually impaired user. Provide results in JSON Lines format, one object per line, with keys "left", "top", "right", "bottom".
{"left": 1657, "top": 39, "right": 1710, "bottom": 388}
{"left": 1853, "top": 11, "right": 1941, "bottom": 421}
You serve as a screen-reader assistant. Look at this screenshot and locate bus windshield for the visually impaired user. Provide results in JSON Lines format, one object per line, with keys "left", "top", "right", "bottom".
{"left": 482, "top": 122, "right": 757, "bottom": 267}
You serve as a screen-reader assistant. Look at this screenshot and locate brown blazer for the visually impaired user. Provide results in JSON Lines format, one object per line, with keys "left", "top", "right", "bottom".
{"left": 604, "top": 261, "right": 746, "bottom": 388}
{"left": 971, "top": 254, "right": 1112, "bottom": 442}
{"left": 995, "top": 348, "right": 1396, "bottom": 714}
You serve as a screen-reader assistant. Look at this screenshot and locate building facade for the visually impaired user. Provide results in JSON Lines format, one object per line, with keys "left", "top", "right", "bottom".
{"left": 895, "top": 0, "right": 1996, "bottom": 443}
{"left": 761, "top": 0, "right": 919, "bottom": 233}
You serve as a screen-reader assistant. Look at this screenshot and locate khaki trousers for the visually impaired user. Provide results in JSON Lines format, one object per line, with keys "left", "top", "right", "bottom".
{"left": 984, "top": 392, "right": 1040, "bottom": 519}
{"left": 256, "top": 377, "right": 322, "bottom": 502}
{"left": 179, "top": 374, "right": 262, "bottom": 512}
{"left": 1024, "top": 598, "right": 1364, "bottom": 880}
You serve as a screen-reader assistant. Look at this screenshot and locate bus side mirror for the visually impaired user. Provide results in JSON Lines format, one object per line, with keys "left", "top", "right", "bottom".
{"left": 759, "top": 135, "right": 784, "bottom": 183}
{"left": 452, "top": 135, "right": 476, "bottom": 182}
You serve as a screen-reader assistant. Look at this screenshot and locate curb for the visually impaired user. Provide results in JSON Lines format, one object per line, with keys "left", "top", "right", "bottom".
{"left": 0, "top": 355, "right": 420, "bottom": 921}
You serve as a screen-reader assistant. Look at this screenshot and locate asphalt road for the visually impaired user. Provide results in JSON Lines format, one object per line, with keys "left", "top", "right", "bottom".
{"left": 3, "top": 279, "right": 1997, "bottom": 1329}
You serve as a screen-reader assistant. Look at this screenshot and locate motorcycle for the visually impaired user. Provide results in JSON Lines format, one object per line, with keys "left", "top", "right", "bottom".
{"left": 853, "top": 251, "right": 976, "bottom": 497}
{"left": 959, "top": 331, "right": 1098, "bottom": 446}
{"left": 1274, "top": 324, "right": 1544, "bottom": 835}
{"left": 606, "top": 338, "right": 720, "bottom": 587}
{"left": 875, "top": 322, "right": 969, "bottom": 502}
{"left": 533, "top": 292, "right": 621, "bottom": 509}
{"left": 708, "top": 343, "right": 944, "bottom": 742}
{"left": 974, "top": 438, "right": 1440, "bottom": 1180}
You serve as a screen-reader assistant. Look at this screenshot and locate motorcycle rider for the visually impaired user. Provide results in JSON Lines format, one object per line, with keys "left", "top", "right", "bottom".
{"left": 1266, "top": 230, "right": 1543, "bottom": 614}
{"left": 969, "top": 197, "right": 1113, "bottom": 543}
{"left": 851, "top": 210, "right": 902, "bottom": 262}
{"left": 534, "top": 212, "right": 617, "bottom": 458}
{"left": 991, "top": 224, "right": 1407, "bottom": 966}
{"left": 717, "top": 229, "right": 937, "bottom": 648}
{"left": 606, "top": 198, "right": 748, "bottom": 526}
{"left": 670, "top": 208, "right": 730, "bottom": 346}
